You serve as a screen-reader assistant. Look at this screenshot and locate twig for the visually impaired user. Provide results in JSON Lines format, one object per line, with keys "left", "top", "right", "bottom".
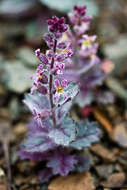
{"left": 3, "top": 141, "right": 12, "bottom": 190}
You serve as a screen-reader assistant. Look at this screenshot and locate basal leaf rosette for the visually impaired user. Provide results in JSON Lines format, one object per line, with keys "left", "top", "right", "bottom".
{"left": 48, "top": 116, "right": 100, "bottom": 148}
{"left": 70, "top": 120, "right": 101, "bottom": 150}
{"left": 48, "top": 117, "right": 76, "bottom": 146}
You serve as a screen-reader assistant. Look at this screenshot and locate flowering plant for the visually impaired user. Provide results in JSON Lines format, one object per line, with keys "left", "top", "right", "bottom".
{"left": 19, "top": 7, "right": 101, "bottom": 183}
{"left": 60, "top": 5, "right": 114, "bottom": 107}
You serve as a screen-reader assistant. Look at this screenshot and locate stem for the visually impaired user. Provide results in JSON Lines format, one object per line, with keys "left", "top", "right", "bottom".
{"left": 3, "top": 141, "right": 12, "bottom": 190}
{"left": 49, "top": 39, "right": 57, "bottom": 127}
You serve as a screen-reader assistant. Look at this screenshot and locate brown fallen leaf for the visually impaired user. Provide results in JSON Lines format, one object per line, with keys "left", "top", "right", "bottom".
{"left": 48, "top": 171, "right": 95, "bottom": 190}
{"left": 90, "top": 144, "right": 118, "bottom": 162}
{"left": 0, "top": 184, "right": 7, "bottom": 190}
{"left": 111, "top": 122, "right": 127, "bottom": 148}
{"left": 92, "top": 108, "right": 113, "bottom": 134}
{"left": 13, "top": 123, "right": 27, "bottom": 141}
{"left": 101, "top": 173, "right": 126, "bottom": 188}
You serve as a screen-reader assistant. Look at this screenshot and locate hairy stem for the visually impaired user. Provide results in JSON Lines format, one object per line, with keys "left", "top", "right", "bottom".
{"left": 49, "top": 39, "right": 57, "bottom": 127}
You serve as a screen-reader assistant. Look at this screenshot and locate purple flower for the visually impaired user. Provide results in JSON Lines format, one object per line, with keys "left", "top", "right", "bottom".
{"left": 74, "top": 5, "right": 86, "bottom": 16}
{"left": 68, "top": 5, "right": 91, "bottom": 35}
{"left": 55, "top": 42, "right": 73, "bottom": 62}
{"left": 101, "top": 59, "right": 114, "bottom": 74}
{"left": 43, "top": 33, "right": 54, "bottom": 48}
{"left": 55, "top": 62, "right": 65, "bottom": 75}
{"left": 35, "top": 48, "right": 41, "bottom": 57}
{"left": 54, "top": 79, "right": 68, "bottom": 100}
{"left": 79, "top": 35, "right": 97, "bottom": 49}
{"left": 57, "top": 42, "right": 67, "bottom": 49}
{"left": 78, "top": 35, "right": 98, "bottom": 58}
{"left": 47, "top": 16, "right": 68, "bottom": 39}
{"left": 39, "top": 53, "right": 49, "bottom": 65}
{"left": 30, "top": 64, "right": 48, "bottom": 94}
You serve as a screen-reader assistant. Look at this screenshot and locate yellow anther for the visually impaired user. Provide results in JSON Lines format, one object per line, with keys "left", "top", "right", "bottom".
{"left": 63, "top": 48, "right": 68, "bottom": 53}
{"left": 57, "top": 86, "right": 63, "bottom": 93}
{"left": 82, "top": 39, "right": 91, "bottom": 47}
{"left": 37, "top": 72, "right": 43, "bottom": 80}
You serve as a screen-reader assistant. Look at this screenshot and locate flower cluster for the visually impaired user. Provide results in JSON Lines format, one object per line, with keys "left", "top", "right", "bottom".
{"left": 60, "top": 5, "right": 114, "bottom": 107}
{"left": 19, "top": 13, "right": 100, "bottom": 183}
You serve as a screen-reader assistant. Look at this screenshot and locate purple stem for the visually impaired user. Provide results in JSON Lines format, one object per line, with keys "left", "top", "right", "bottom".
{"left": 49, "top": 39, "right": 57, "bottom": 127}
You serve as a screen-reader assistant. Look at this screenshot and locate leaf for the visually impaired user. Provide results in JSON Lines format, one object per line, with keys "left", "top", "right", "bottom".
{"left": 56, "top": 83, "right": 79, "bottom": 106}
{"left": 93, "top": 107, "right": 113, "bottom": 134}
{"left": 65, "top": 83, "right": 79, "bottom": 99}
{"left": 70, "top": 120, "right": 100, "bottom": 150}
{"left": 75, "top": 92, "right": 94, "bottom": 108}
{"left": 0, "top": 0, "right": 36, "bottom": 15}
{"left": 55, "top": 100, "right": 72, "bottom": 125}
{"left": 39, "top": 169, "right": 53, "bottom": 183}
{"left": 95, "top": 91, "right": 115, "bottom": 104}
{"left": 17, "top": 47, "right": 38, "bottom": 67}
{"left": 106, "top": 77, "right": 127, "bottom": 101}
{"left": 19, "top": 119, "right": 55, "bottom": 156}
{"left": 25, "top": 21, "right": 47, "bottom": 41}
{"left": 23, "top": 135, "right": 55, "bottom": 153}
{"left": 75, "top": 155, "right": 90, "bottom": 173}
{"left": 27, "top": 118, "right": 53, "bottom": 135}
{"left": 23, "top": 92, "right": 50, "bottom": 116}
{"left": 19, "top": 150, "right": 51, "bottom": 161}
{"left": 47, "top": 151, "right": 77, "bottom": 176}
{"left": 48, "top": 117, "right": 76, "bottom": 146}
{"left": 40, "top": 0, "right": 99, "bottom": 16}
{"left": 81, "top": 65, "right": 105, "bottom": 89}
{"left": 1, "top": 61, "right": 34, "bottom": 93}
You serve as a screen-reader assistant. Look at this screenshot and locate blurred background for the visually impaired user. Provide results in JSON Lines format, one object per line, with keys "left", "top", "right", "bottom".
{"left": 0, "top": 0, "right": 127, "bottom": 189}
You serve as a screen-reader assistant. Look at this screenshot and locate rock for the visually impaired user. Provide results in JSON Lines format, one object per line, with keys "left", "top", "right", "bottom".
{"left": 90, "top": 144, "right": 118, "bottom": 162}
{"left": 95, "top": 165, "right": 113, "bottom": 179}
{"left": 48, "top": 172, "right": 94, "bottom": 190}
{"left": 101, "top": 173, "right": 126, "bottom": 188}
{"left": 112, "top": 122, "right": 127, "bottom": 148}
